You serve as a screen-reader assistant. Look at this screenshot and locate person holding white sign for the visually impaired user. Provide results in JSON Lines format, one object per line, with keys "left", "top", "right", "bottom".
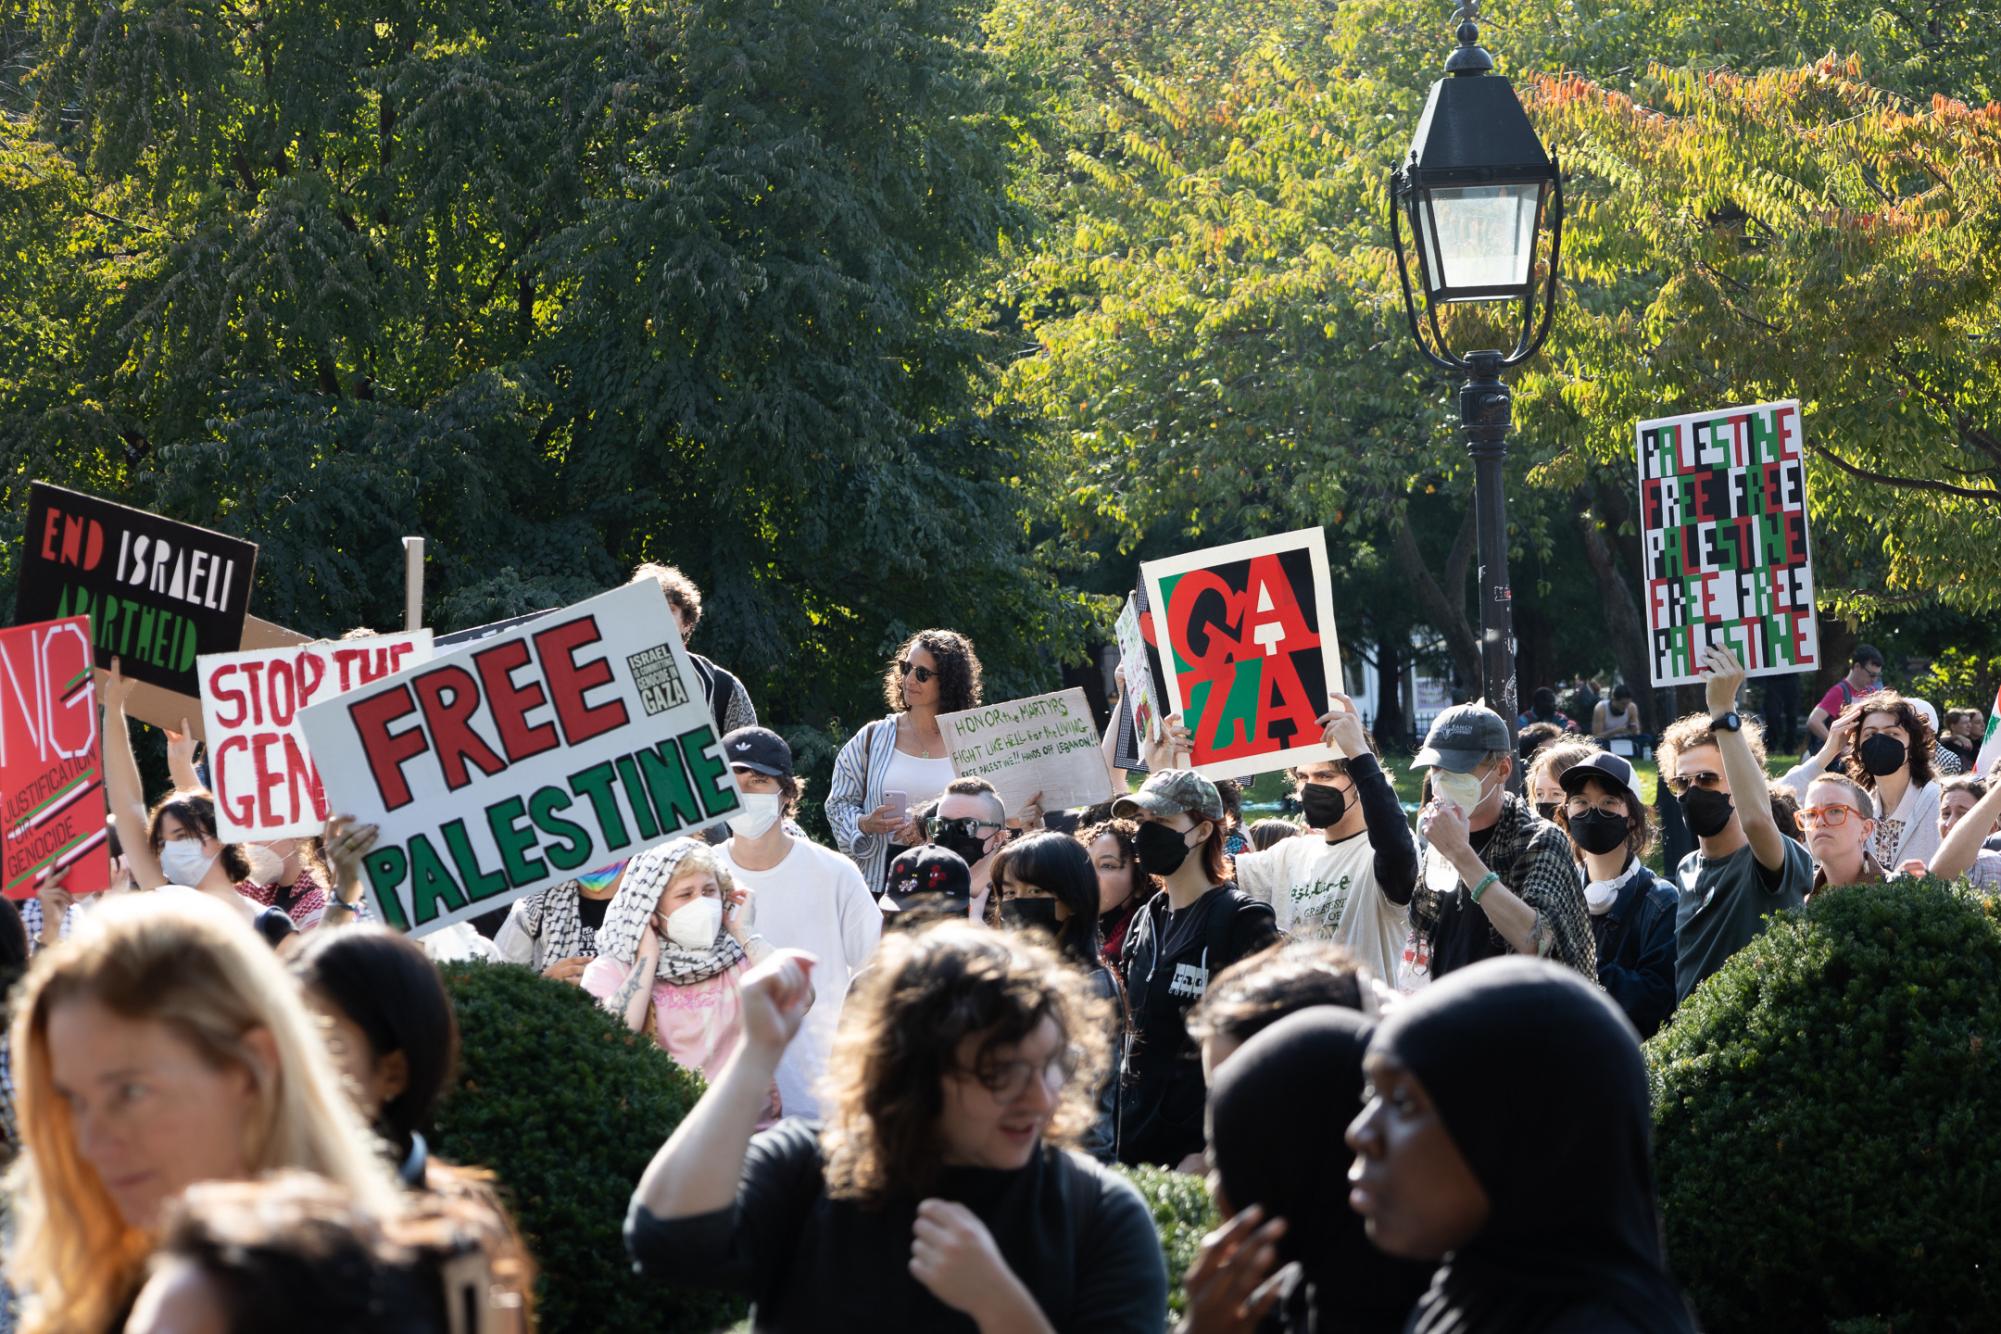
{"left": 718, "top": 726, "right": 881, "bottom": 1120}
{"left": 826, "top": 630, "right": 985, "bottom": 897}
{"left": 583, "top": 839, "right": 775, "bottom": 1095}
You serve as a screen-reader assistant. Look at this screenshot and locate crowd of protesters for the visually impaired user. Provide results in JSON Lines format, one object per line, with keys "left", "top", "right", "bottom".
{"left": 1, "top": 554, "right": 1996, "bottom": 1334}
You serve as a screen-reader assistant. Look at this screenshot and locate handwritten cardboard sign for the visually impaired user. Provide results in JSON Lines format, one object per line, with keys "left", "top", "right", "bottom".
{"left": 1141, "top": 527, "right": 1344, "bottom": 782}
{"left": 2, "top": 616, "right": 111, "bottom": 898}
{"left": 16, "top": 483, "right": 259, "bottom": 701}
{"left": 300, "top": 582, "right": 741, "bottom": 938}
{"left": 1636, "top": 399, "right": 1819, "bottom": 687}
{"left": 940, "top": 687, "right": 1114, "bottom": 817}
{"left": 199, "top": 632, "right": 434, "bottom": 841}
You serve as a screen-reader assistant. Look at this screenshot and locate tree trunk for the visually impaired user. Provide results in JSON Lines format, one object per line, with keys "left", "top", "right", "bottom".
{"left": 1578, "top": 482, "right": 1659, "bottom": 729}
{"left": 1374, "top": 631, "right": 1408, "bottom": 753}
{"left": 1389, "top": 504, "right": 1481, "bottom": 692}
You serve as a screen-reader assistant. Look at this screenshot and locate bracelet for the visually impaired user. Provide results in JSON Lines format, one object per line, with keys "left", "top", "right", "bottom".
{"left": 1469, "top": 871, "right": 1501, "bottom": 903}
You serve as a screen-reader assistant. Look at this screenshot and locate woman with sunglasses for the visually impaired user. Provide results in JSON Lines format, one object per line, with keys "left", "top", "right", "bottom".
{"left": 1797, "top": 773, "right": 1884, "bottom": 896}
{"left": 625, "top": 921, "right": 1168, "bottom": 1331}
{"left": 827, "top": 631, "right": 988, "bottom": 898}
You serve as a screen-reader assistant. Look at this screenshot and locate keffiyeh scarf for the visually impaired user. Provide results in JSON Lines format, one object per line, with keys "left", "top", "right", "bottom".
{"left": 594, "top": 839, "right": 745, "bottom": 986}
{"left": 513, "top": 881, "right": 597, "bottom": 966}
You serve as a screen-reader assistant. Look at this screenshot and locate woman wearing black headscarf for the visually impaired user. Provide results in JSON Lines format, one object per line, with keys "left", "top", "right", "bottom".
{"left": 1346, "top": 957, "right": 1695, "bottom": 1334}
{"left": 1205, "top": 1007, "right": 1434, "bottom": 1333}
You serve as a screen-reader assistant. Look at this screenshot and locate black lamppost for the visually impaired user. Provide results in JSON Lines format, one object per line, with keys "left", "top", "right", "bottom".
{"left": 1389, "top": 1, "right": 1563, "bottom": 760}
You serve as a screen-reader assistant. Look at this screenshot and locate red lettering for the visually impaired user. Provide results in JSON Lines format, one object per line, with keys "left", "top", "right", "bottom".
{"left": 535, "top": 617, "right": 628, "bottom": 746}
{"left": 414, "top": 665, "right": 506, "bottom": 791}
{"left": 252, "top": 732, "right": 286, "bottom": 827}
{"left": 39, "top": 508, "right": 61, "bottom": 563}
{"left": 209, "top": 665, "right": 249, "bottom": 729}
{"left": 296, "top": 650, "right": 326, "bottom": 706}
{"left": 212, "top": 734, "right": 257, "bottom": 827}
{"left": 333, "top": 648, "right": 360, "bottom": 693}
{"left": 284, "top": 732, "right": 327, "bottom": 825}
{"left": 236, "top": 661, "right": 267, "bottom": 726}
{"left": 267, "top": 658, "right": 298, "bottom": 727}
{"left": 475, "top": 638, "right": 558, "bottom": 763}
{"left": 351, "top": 685, "right": 429, "bottom": 811}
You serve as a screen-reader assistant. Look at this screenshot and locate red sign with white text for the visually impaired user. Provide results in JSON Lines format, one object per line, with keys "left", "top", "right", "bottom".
{"left": 198, "top": 632, "right": 433, "bottom": 841}
{"left": 2, "top": 616, "right": 111, "bottom": 898}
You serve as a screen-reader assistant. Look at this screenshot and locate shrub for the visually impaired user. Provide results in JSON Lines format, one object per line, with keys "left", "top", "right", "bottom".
{"left": 1117, "top": 1164, "right": 1217, "bottom": 1318}
{"left": 433, "top": 962, "right": 744, "bottom": 1333}
{"left": 1648, "top": 879, "right": 2001, "bottom": 1331}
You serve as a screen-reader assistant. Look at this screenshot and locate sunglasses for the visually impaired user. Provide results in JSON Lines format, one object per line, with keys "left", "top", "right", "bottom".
{"left": 928, "top": 815, "right": 1003, "bottom": 840}
{"left": 1798, "top": 804, "right": 1864, "bottom": 830}
{"left": 1663, "top": 770, "right": 1726, "bottom": 796}
{"left": 898, "top": 660, "right": 937, "bottom": 685}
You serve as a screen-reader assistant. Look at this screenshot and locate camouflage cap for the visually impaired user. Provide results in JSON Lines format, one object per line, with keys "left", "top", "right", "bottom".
{"left": 1112, "top": 768, "right": 1226, "bottom": 823}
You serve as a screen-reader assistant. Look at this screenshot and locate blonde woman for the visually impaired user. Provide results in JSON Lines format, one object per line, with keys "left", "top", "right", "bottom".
{"left": 5, "top": 892, "right": 399, "bottom": 1334}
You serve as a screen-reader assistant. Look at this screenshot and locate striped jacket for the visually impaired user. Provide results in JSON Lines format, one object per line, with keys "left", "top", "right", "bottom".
{"left": 825, "top": 715, "right": 902, "bottom": 895}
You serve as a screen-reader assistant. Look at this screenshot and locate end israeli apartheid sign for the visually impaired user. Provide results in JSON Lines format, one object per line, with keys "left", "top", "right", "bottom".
{"left": 1141, "top": 527, "right": 1344, "bottom": 782}
{"left": 2, "top": 617, "right": 111, "bottom": 899}
{"left": 299, "top": 582, "right": 741, "bottom": 938}
{"left": 940, "top": 688, "right": 1114, "bottom": 817}
{"left": 1635, "top": 399, "right": 1819, "bottom": 688}
{"left": 199, "top": 632, "right": 434, "bottom": 842}
{"left": 14, "top": 483, "right": 258, "bottom": 701}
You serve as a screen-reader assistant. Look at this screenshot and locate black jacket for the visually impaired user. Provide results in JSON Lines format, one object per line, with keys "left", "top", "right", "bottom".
{"left": 1591, "top": 867, "right": 1678, "bottom": 1039}
{"left": 1116, "top": 884, "right": 1279, "bottom": 1168}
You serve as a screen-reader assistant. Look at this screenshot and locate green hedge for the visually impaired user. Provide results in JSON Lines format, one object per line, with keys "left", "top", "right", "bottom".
{"left": 433, "top": 962, "right": 744, "bottom": 1333}
{"left": 1117, "top": 1164, "right": 1215, "bottom": 1318}
{"left": 1648, "top": 879, "right": 2001, "bottom": 1331}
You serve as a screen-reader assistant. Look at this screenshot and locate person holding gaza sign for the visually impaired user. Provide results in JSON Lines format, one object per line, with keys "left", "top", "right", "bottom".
{"left": 624, "top": 922, "right": 1167, "bottom": 1332}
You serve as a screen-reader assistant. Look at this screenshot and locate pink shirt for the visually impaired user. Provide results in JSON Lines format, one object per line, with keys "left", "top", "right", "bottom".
{"left": 582, "top": 956, "right": 754, "bottom": 1086}
{"left": 1816, "top": 679, "right": 1880, "bottom": 718}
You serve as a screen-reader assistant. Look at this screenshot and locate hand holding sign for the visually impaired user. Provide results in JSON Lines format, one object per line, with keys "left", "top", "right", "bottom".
{"left": 1316, "top": 692, "right": 1369, "bottom": 760}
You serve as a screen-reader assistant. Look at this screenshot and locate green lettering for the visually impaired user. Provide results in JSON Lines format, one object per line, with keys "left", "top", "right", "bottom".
{"left": 530, "top": 786, "right": 592, "bottom": 872}
{"left": 440, "top": 818, "right": 508, "bottom": 903}
{"left": 485, "top": 796, "right": 547, "bottom": 888}
{"left": 364, "top": 848, "right": 411, "bottom": 931}
{"left": 568, "top": 761, "right": 631, "bottom": 850}
{"left": 135, "top": 604, "right": 157, "bottom": 664}
{"left": 637, "top": 741, "right": 702, "bottom": 832}
{"left": 151, "top": 606, "right": 172, "bottom": 668}
{"left": 176, "top": 617, "right": 197, "bottom": 672}
{"left": 407, "top": 834, "right": 467, "bottom": 927}
{"left": 616, "top": 754, "right": 663, "bottom": 840}
{"left": 678, "top": 725, "right": 740, "bottom": 820}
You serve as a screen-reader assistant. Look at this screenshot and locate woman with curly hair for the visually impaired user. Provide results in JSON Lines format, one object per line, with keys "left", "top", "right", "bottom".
{"left": 625, "top": 921, "right": 1167, "bottom": 1331}
{"left": 825, "top": 630, "right": 988, "bottom": 897}
{"left": 1780, "top": 689, "right": 1942, "bottom": 869}
{"left": 1079, "top": 818, "right": 1152, "bottom": 965}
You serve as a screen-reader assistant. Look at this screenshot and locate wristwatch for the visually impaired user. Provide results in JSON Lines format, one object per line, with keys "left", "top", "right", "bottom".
{"left": 1712, "top": 711, "right": 1742, "bottom": 733}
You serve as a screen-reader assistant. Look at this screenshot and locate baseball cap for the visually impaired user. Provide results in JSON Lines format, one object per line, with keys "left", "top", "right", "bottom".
{"left": 721, "top": 726, "right": 793, "bottom": 778}
{"left": 881, "top": 845, "right": 972, "bottom": 913}
{"left": 1414, "top": 704, "right": 1511, "bottom": 773}
{"left": 1557, "top": 751, "right": 1644, "bottom": 811}
{"left": 1113, "top": 769, "right": 1226, "bottom": 823}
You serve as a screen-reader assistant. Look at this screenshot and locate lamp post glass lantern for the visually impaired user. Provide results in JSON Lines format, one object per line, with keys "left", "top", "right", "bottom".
{"left": 1389, "top": 1, "right": 1563, "bottom": 760}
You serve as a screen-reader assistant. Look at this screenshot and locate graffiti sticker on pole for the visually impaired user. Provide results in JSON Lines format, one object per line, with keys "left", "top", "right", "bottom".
{"left": 1140, "top": 527, "right": 1344, "bottom": 782}
{"left": 1636, "top": 399, "right": 1818, "bottom": 688}
{"left": 300, "top": 582, "right": 742, "bottom": 939}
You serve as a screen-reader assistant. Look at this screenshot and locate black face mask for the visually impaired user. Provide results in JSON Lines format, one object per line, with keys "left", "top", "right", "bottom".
{"left": 1679, "top": 786, "right": 1735, "bottom": 839}
{"left": 1000, "top": 899, "right": 1062, "bottom": 933}
{"left": 1857, "top": 734, "right": 1908, "bottom": 778}
{"left": 1569, "top": 808, "right": 1631, "bottom": 857}
{"left": 1534, "top": 801, "right": 1560, "bottom": 822}
{"left": 1134, "top": 821, "right": 1197, "bottom": 877}
{"left": 1300, "top": 782, "right": 1348, "bottom": 829}
{"left": 932, "top": 826, "right": 991, "bottom": 868}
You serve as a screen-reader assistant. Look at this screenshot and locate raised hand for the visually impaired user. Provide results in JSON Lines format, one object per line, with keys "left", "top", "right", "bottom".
{"left": 1316, "top": 691, "right": 1369, "bottom": 759}
{"left": 1700, "top": 644, "right": 1748, "bottom": 714}
{"left": 738, "top": 949, "right": 817, "bottom": 1058}
{"left": 1175, "top": 1205, "right": 1290, "bottom": 1334}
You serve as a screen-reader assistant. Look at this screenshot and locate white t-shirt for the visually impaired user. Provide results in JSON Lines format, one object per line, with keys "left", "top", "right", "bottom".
{"left": 879, "top": 749, "right": 957, "bottom": 814}
{"left": 722, "top": 836, "right": 883, "bottom": 1118}
{"left": 1234, "top": 832, "right": 1409, "bottom": 983}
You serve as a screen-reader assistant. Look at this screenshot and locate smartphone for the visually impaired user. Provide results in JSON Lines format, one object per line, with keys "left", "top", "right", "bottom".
{"left": 883, "top": 790, "right": 909, "bottom": 822}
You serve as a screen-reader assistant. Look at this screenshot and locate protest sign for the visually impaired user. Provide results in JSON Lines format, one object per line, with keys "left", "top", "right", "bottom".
{"left": 1112, "top": 581, "right": 1172, "bottom": 774}
{"left": 939, "top": 688, "right": 1114, "bottom": 817}
{"left": 15, "top": 483, "right": 259, "bottom": 701}
{"left": 1141, "top": 528, "right": 1344, "bottom": 782}
{"left": 105, "top": 615, "right": 309, "bottom": 741}
{"left": 1114, "top": 594, "right": 1161, "bottom": 746}
{"left": 1636, "top": 399, "right": 1818, "bottom": 688}
{"left": 199, "top": 632, "right": 434, "bottom": 842}
{"left": 300, "top": 582, "right": 741, "bottom": 938}
{"left": 436, "top": 610, "right": 554, "bottom": 650}
{"left": 2, "top": 616, "right": 111, "bottom": 898}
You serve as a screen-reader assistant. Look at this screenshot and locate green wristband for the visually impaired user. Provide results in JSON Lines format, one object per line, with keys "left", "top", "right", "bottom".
{"left": 1469, "top": 871, "right": 1501, "bottom": 903}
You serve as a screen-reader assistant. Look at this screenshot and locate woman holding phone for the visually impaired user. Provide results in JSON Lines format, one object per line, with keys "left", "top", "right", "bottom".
{"left": 825, "top": 631, "right": 987, "bottom": 898}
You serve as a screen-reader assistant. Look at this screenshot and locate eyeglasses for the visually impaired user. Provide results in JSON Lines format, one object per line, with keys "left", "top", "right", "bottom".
{"left": 1798, "top": 804, "right": 1862, "bottom": 830}
{"left": 1663, "top": 771, "right": 1726, "bottom": 796}
{"left": 959, "top": 1051, "right": 1076, "bottom": 1102}
{"left": 929, "top": 815, "right": 1003, "bottom": 840}
{"left": 898, "top": 660, "right": 937, "bottom": 684}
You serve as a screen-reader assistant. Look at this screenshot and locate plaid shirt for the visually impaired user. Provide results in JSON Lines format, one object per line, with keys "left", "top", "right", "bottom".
{"left": 1415, "top": 793, "right": 1596, "bottom": 977}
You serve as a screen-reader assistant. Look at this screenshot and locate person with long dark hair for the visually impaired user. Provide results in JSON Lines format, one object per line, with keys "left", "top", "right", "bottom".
{"left": 989, "top": 832, "right": 1126, "bottom": 1161}
{"left": 1079, "top": 818, "right": 1151, "bottom": 965}
{"left": 1346, "top": 958, "right": 1696, "bottom": 1333}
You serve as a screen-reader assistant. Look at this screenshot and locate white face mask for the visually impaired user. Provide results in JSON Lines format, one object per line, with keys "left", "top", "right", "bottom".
{"left": 1432, "top": 768, "right": 1489, "bottom": 811}
{"left": 732, "top": 792, "right": 783, "bottom": 840}
{"left": 662, "top": 896, "right": 723, "bottom": 951}
{"left": 160, "top": 839, "right": 217, "bottom": 887}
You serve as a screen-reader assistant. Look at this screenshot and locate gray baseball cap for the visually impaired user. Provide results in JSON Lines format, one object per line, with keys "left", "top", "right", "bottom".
{"left": 1414, "top": 704, "right": 1511, "bottom": 773}
{"left": 1113, "top": 769, "right": 1226, "bottom": 823}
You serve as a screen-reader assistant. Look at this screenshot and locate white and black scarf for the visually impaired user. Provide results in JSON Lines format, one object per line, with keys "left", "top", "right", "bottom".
{"left": 514, "top": 882, "right": 596, "bottom": 968}
{"left": 594, "top": 839, "right": 745, "bottom": 986}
